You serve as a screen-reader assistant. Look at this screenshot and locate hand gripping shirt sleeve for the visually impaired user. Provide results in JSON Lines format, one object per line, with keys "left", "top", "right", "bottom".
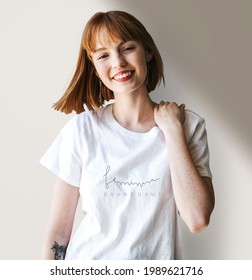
{"left": 184, "top": 110, "right": 212, "bottom": 179}
{"left": 40, "top": 116, "right": 83, "bottom": 187}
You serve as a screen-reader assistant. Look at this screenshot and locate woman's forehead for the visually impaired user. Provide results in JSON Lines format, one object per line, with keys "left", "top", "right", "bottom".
{"left": 94, "top": 27, "right": 124, "bottom": 48}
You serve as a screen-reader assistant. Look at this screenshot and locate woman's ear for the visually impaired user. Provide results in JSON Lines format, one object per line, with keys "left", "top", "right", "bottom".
{"left": 146, "top": 50, "right": 153, "bottom": 62}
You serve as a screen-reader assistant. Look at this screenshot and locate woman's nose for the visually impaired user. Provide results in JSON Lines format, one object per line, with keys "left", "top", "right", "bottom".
{"left": 112, "top": 53, "right": 127, "bottom": 68}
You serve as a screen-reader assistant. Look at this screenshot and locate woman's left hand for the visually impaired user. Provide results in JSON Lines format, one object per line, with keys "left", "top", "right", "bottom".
{"left": 154, "top": 101, "right": 185, "bottom": 133}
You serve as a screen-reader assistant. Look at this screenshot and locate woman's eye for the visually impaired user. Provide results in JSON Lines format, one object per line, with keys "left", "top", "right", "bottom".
{"left": 122, "top": 46, "right": 135, "bottom": 53}
{"left": 98, "top": 54, "right": 108, "bottom": 60}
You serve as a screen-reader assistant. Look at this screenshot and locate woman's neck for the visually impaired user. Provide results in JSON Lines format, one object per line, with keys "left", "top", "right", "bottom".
{"left": 112, "top": 91, "right": 157, "bottom": 133}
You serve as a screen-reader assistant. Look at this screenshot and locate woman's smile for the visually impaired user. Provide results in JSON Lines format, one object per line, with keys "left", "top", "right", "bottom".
{"left": 112, "top": 70, "right": 135, "bottom": 81}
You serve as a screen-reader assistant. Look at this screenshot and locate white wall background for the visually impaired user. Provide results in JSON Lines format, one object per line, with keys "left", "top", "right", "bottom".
{"left": 0, "top": 0, "right": 251, "bottom": 259}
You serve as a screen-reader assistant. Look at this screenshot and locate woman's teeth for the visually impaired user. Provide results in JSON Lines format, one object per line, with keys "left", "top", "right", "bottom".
{"left": 114, "top": 71, "right": 132, "bottom": 80}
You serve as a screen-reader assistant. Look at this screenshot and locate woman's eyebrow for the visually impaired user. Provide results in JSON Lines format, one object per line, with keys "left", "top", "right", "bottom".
{"left": 94, "top": 41, "right": 133, "bottom": 54}
{"left": 93, "top": 47, "right": 107, "bottom": 53}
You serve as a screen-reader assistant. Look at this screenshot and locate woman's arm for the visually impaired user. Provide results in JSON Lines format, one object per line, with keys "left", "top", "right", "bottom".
{"left": 154, "top": 102, "right": 215, "bottom": 233}
{"left": 41, "top": 177, "right": 80, "bottom": 259}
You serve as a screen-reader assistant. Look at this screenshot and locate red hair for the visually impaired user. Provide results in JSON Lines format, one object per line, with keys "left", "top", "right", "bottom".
{"left": 53, "top": 11, "right": 164, "bottom": 114}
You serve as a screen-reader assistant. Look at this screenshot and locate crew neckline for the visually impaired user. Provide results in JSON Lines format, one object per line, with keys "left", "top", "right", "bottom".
{"left": 105, "top": 104, "right": 160, "bottom": 139}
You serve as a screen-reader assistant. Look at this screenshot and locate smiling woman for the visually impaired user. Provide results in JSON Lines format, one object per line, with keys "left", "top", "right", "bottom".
{"left": 92, "top": 38, "right": 152, "bottom": 98}
{"left": 52, "top": 11, "right": 164, "bottom": 113}
{"left": 40, "top": 10, "right": 214, "bottom": 260}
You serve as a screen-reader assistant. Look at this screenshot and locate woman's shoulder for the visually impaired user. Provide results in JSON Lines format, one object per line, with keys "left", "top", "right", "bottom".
{"left": 185, "top": 108, "right": 205, "bottom": 123}
{"left": 183, "top": 108, "right": 207, "bottom": 140}
{"left": 68, "top": 105, "right": 109, "bottom": 131}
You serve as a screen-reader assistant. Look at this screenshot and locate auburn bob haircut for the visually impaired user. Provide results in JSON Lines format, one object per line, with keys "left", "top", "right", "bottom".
{"left": 53, "top": 10, "right": 165, "bottom": 114}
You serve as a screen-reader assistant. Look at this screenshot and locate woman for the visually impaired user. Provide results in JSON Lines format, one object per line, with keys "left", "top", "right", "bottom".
{"left": 40, "top": 10, "right": 214, "bottom": 260}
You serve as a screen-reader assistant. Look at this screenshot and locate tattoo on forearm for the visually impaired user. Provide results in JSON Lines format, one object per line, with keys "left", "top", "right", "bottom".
{"left": 51, "top": 241, "right": 67, "bottom": 260}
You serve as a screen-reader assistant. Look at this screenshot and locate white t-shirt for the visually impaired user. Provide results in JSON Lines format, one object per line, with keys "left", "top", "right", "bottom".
{"left": 40, "top": 104, "right": 212, "bottom": 260}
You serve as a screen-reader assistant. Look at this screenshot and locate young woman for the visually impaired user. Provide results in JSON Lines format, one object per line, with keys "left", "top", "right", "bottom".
{"left": 40, "top": 10, "right": 214, "bottom": 260}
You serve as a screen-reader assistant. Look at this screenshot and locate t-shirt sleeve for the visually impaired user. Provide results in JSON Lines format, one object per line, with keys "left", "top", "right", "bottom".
{"left": 184, "top": 111, "right": 212, "bottom": 179}
{"left": 40, "top": 116, "right": 83, "bottom": 187}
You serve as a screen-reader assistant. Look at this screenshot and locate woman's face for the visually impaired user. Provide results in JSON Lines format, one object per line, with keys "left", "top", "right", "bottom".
{"left": 91, "top": 31, "right": 152, "bottom": 96}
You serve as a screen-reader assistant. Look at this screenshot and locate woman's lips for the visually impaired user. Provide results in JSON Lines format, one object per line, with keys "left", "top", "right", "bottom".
{"left": 113, "top": 71, "right": 134, "bottom": 81}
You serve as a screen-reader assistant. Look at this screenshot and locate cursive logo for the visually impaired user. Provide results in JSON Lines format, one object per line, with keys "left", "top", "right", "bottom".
{"left": 103, "top": 165, "right": 160, "bottom": 189}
